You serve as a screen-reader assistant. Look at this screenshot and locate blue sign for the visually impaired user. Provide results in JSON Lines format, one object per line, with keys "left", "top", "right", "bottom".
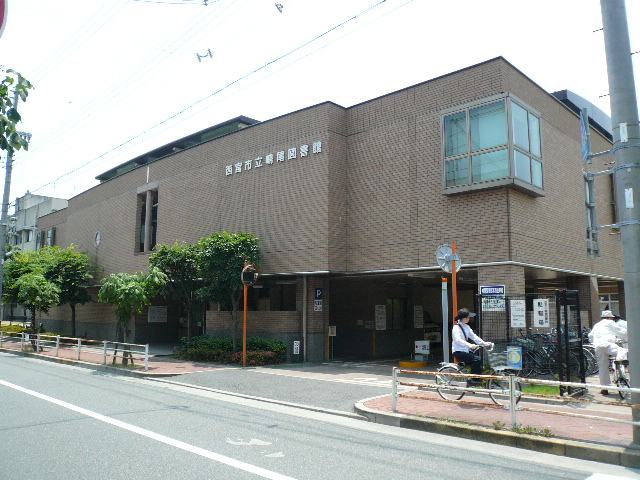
{"left": 507, "top": 346, "right": 523, "bottom": 370}
{"left": 480, "top": 285, "right": 505, "bottom": 296}
{"left": 315, "top": 288, "right": 323, "bottom": 300}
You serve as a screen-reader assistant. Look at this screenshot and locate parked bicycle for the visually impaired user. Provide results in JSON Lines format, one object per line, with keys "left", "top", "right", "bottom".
{"left": 435, "top": 343, "right": 522, "bottom": 406}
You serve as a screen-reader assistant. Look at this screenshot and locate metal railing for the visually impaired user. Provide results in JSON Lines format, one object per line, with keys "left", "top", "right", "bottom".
{"left": 0, "top": 331, "right": 149, "bottom": 372}
{"left": 391, "top": 367, "right": 640, "bottom": 428}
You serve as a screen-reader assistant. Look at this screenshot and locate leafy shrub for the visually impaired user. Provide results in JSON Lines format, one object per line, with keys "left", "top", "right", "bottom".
{"left": 174, "top": 335, "right": 287, "bottom": 366}
{"left": 0, "top": 324, "right": 58, "bottom": 336}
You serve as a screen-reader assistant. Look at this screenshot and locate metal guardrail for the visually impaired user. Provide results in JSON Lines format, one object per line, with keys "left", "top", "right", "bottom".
{"left": 391, "top": 367, "right": 640, "bottom": 428}
{"left": 0, "top": 331, "right": 149, "bottom": 372}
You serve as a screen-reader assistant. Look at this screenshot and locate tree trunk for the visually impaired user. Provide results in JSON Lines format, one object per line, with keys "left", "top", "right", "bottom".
{"left": 70, "top": 304, "right": 76, "bottom": 337}
{"left": 230, "top": 289, "right": 241, "bottom": 351}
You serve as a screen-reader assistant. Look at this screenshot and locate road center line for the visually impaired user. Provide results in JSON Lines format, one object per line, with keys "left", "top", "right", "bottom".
{"left": 0, "top": 378, "right": 298, "bottom": 480}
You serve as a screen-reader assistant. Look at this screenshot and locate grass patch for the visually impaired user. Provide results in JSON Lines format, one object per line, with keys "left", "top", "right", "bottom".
{"left": 522, "top": 384, "right": 560, "bottom": 396}
{"left": 492, "top": 421, "right": 554, "bottom": 437}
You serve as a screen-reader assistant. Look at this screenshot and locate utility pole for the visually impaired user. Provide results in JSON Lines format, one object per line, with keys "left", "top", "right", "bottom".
{"left": 600, "top": 0, "right": 640, "bottom": 443}
{"left": 0, "top": 74, "right": 30, "bottom": 324}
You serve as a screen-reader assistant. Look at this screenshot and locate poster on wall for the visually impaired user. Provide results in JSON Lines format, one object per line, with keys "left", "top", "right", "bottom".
{"left": 533, "top": 299, "right": 550, "bottom": 328}
{"left": 375, "top": 305, "right": 387, "bottom": 330}
{"left": 413, "top": 305, "right": 424, "bottom": 329}
{"left": 148, "top": 306, "right": 168, "bottom": 323}
{"left": 510, "top": 299, "right": 526, "bottom": 328}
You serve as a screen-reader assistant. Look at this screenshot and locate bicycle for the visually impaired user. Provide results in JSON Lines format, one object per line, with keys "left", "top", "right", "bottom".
{"left": 610, "top": 356, "right": 631, "bottom": 401}
{"left": 435, "top": 344, "right": 522, "bottom": 406}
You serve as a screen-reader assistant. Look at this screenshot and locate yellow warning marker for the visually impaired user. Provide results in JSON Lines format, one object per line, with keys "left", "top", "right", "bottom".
{"left": 399, "top": 360, "right": 427, "bottom": 368}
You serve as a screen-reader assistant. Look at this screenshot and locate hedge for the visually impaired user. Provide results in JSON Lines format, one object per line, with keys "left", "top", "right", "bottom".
{"left": 174, "top": 335, "right": 287, "bottom": 366}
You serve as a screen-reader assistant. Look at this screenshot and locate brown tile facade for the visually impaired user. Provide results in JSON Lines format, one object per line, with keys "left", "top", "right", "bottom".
{"left": 35, "top": 57, "right": 622, "bottom": 361}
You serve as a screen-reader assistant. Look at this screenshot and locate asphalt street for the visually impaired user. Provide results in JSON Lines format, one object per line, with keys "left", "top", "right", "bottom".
{"left": 2, "top": 353, "right": 640, "bottom": 480}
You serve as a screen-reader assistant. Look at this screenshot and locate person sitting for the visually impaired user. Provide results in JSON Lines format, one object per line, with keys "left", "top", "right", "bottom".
{"left": 452, "top": 308, "right": 492, "bottom": 385}
{"left": 588, "top": 310, "right": 628, "bottom": 395}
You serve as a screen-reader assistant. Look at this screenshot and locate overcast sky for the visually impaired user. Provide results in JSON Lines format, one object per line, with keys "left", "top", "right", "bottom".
{"left": 1, "top": 0, "right": 638, "bottom": 204}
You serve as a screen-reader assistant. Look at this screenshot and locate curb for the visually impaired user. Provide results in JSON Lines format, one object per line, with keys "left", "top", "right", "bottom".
{"left": 354, "top": 397, "right": 640, "bottom": 468}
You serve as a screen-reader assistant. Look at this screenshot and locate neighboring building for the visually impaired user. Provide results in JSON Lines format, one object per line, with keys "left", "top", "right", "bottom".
{"left": 36, "top": 57, "right": 623, "bottom": 361}
{"left": 10, "top": 192, "right": 68, "bottom": 251}
{"left": 4, "top": 192, "right": 68, "bottom": 324}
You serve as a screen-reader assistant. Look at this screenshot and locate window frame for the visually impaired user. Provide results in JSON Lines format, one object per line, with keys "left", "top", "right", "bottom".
{"left": 441, "top": 93, "right": 544, "bottom": 197}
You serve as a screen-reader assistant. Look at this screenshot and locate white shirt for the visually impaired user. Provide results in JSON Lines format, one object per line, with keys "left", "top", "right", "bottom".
{"left": 588, "top": 319, "right": 627, "bottom": 347}
{"left": 452, "top": 322, "right": 484, "bottom": 353}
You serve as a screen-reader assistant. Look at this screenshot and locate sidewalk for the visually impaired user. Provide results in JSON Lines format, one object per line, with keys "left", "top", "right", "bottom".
{"left": 353, "top": 366, "right": 640, "bottom": 468}
{"left": 0, "top": 337, "right": 223, "bottom": 376}
{"left": 2, "top": 340, "right": 639, "bottom": 467}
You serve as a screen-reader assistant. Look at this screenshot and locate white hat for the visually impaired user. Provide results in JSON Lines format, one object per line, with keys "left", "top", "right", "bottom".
{"left": 601, "top": 310, "right": 615, "bottom": 318}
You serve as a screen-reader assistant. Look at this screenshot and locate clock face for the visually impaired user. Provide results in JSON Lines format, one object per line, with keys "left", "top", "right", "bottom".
{"left": 95, "top": 231, "right": 101, "bottom": 247}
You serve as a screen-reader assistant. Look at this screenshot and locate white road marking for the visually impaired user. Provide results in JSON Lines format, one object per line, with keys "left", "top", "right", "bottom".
{"left": 0, "top": 379, "right": 297, "bottom": 480}
{"left": 226, "top": 438, "right": 272, "bottom": 446}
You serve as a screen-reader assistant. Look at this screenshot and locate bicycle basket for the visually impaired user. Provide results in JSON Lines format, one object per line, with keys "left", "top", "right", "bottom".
{"left": 486, "top": 341, "right": 510, "bottom": 372}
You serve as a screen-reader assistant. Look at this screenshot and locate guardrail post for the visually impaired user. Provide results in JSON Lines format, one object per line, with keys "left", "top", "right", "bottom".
{"left": 103, "top": 341, "right": 108, "bottom": 365}
{"left": 36, "top": 333, "right": 41, "bottom": 352}
{"left": 145, "top": 344, "right": 149, "bottom": 372}
{"left": 55, "top": 336, "right": 60, "bottom": 357}
{"left": 0, "top": 330, "right": 3, "bottom": 347}
{"left": 509, "top": 374, "right": 517, "bottom": 427}
{"left": 77, "top": 338, "right": 82, "bottom": 361}
{"left": 392, "top": 367, "right": 398, "bottom": 412}
{"left": 21, "top": 332, "right": 25, "bottom": 350}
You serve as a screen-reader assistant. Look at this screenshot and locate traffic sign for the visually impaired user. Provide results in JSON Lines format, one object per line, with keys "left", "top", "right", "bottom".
{"left": 0, "top": 0, "right": 7, "bottom": 40}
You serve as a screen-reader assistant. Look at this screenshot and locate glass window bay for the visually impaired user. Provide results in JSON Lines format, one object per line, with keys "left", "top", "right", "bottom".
{"left": 442, "top": 95, "right": 543, "bottom": 196}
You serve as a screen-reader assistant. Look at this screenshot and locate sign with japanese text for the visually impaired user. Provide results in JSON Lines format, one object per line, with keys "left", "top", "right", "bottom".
{"left": 375, "top": 305, "right": 387, "bottom": 330}
{"left": 510, "top": 299, "right": 526, "bottom": 328}
{"left": 533, "top": 299, "right": 550, "bottom": 328}
{"left": 148, "top": 306, "right": 168, "bottom": 323}
{"left": 225, "top": 141, "right": 323, "bottom": 177}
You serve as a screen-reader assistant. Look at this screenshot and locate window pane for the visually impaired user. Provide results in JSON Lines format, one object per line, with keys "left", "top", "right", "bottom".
{"left": 531, "top": 159, "right": 543, "bottom": 188}
{"left": 471, "top": 149, "right": 509, "bottom": 182}
{"left": 470, "top": 101, "right": 506, "bottom": 151}
{"left": 445, "top": 157, "right": 469, "bottom": 187}
{"left": 514, "top": 150, "right": 531, "bottom": 183}
{"left": 512, "top": 103, "right": 530, "bottom": 152}
{"left": 444, "top": 111, "right": 467, "bottom": 157}
{"left": 529, "top": 114, "right": 541, "bottom": 157}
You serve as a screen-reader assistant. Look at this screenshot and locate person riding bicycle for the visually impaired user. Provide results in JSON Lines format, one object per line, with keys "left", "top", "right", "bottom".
{"left": 452, "top": 308, "right": 492, "bottom": 385}
{"left": 588, "top": 310, "right": 628, "bottom": 395}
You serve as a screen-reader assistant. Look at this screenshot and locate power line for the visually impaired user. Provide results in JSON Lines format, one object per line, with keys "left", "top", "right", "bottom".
{"left": 29, "top": 0, "right": 396, "bottom": 195}
{"left": 16, "top": 0, "right": 244, "bottom": 163}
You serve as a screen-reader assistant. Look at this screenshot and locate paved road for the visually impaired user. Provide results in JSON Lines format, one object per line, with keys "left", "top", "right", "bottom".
{"left": 3, "top": 353, "right": 640, "bottom": 480}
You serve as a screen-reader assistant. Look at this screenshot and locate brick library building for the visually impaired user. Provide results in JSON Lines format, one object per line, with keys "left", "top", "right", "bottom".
{"left": 37, "top": 57, "right": 623, "bottom": 362}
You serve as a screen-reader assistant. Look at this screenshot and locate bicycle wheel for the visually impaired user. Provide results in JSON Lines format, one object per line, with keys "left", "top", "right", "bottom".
{"left": 616, "top": 376, "right": 630, "bottom": 401}
{"left": 436, "top": 366, "right": 466, "bottom": 401}
{"left": 487, "top": 372, "right": 523, "bottom": 406}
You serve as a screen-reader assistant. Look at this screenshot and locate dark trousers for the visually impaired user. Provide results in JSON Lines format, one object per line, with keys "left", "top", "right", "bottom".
{"left": 453, "top": 350, "right": 483, "bottom": 375}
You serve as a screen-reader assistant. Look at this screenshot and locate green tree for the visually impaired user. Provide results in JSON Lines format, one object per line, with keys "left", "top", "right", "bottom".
{"left": 196, "top": 232, "right": 260, "bottom": 349}
{"left": 3, "top": 249, "right": 41, "bottom": 330}
{"left": 15, "top": 272, "right": 60, "bottom": 335}
{"left": 1, "top": 69, "right": 33, "bottom": 156}
{"left": 98, "top": 267, "right": 166, "bottom": 346}
{"left": 39, "top": 245, "right": 94, "bottom": 337}
{"left": 2, "top": 246, "right": 94, "bottom": 335}
{"left": 149, "top": 242, "right": 201, "bottom": 339}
